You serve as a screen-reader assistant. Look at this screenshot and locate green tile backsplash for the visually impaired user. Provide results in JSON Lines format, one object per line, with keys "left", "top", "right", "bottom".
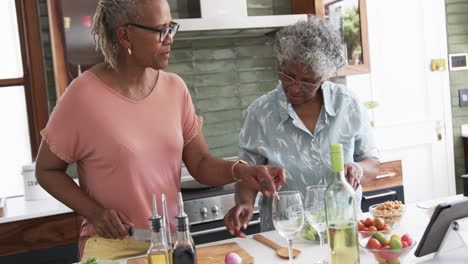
{"left": 247, "top": 0, "right": 292, "bottom": 16}
{"left": 168, "top": 0, "right": 201, "bottom": 19}
{"left": 446, "top": 0, "right": 468, "bottom": 193}
{"left": 168, "top": 0, "right": 293, "bottom": 17}
{"left": 166, "top": 36, "right": 278, "bottom": 157}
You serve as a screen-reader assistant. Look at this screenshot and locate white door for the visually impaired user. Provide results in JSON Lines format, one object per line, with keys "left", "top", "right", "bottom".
{"left": 347, "top": 0, "right": 456, "bottom": 203}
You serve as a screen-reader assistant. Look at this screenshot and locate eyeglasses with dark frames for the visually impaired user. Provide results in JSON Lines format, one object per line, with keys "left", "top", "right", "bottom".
{"left": 124, "top": 22, "right": 180, "bottom": 43}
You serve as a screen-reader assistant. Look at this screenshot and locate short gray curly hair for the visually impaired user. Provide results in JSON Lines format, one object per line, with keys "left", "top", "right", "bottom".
{"left": 92, "top": 0, "right": 141, "bottom": 70}
{"left": 274, "top": 16, "right": 346, "bottom": 79}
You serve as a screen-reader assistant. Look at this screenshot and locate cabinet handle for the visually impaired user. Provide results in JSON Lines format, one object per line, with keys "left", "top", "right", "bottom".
{"left": 376, "top": 172, "right": 396, "bottom": 179}
{"left": 363, "top": 191, "right": 397, "bottom": 200}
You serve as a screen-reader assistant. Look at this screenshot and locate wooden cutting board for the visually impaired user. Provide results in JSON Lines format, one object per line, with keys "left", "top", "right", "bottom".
{"left": 196, "top": 242, "right": 254, "bottom": 264}
{"left": 127, "top": 242, "right": 254, "bottom": 264}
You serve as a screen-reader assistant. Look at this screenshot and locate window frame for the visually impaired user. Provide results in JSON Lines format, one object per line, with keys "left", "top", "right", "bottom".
{"left": 0, "top": 0, "right": 50, "bottom": 159}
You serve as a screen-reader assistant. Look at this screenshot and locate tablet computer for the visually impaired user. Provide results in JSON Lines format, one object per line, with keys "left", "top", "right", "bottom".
{"left": 414, "top": 198, "right": 468, "bottom": 257}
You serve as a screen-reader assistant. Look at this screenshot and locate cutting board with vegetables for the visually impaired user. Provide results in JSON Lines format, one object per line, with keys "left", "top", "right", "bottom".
{"left": 126, "top": 242, "right": 254, "bottom": 264}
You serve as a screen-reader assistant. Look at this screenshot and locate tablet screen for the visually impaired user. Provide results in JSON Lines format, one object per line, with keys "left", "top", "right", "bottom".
{"left": 415, "top": 199, "right": 468, "bottom": 257}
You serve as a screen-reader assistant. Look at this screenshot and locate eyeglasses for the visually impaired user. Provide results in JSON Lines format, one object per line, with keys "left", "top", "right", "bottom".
{"left": 278, "top": 71, "right": 322, "bottom": 91}
{"left": 124, "top": 22, "right": 180, "bottom": 43}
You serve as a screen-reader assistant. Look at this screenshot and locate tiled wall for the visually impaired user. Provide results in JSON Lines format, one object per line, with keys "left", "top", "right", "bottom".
{"left": 166, "top": 37, "right": 279, "bottom": 157}
{"left": 446, "top": 0, "right": 468, "bottom": 193}
{"left": 166, "top": 0, "right": 295, "bottom": 157}
{"left": 169, "top": 0, "right": 292, "bottom": 18}
{"left": 247, "top": 0, "right": 292, "bottom": 16}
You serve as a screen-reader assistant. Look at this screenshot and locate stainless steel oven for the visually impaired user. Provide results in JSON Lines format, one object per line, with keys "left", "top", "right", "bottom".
{"left": 182, "top": 182, "right": 261, "bottom": 245}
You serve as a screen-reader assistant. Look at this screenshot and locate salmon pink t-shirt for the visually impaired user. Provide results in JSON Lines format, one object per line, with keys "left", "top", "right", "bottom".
{"left": 41, "top": 71, "right": 202, "bottom": 257}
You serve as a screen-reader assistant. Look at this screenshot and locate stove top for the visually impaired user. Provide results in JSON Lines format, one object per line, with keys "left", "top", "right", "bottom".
{"left": 182, "top": 183, "right": 235, "bottom": 201}
{"left": 181, "top": 182, "right": 237, "bottom": 225}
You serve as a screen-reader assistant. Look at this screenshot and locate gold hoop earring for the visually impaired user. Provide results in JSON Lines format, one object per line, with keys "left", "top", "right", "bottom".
{"left": 127, "top": 47, "right": 132, "bottom": 55}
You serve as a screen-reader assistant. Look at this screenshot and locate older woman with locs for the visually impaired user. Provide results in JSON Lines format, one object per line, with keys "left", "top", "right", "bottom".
{"left": 224, "top": 16, "right": 380, "bottom": 235}
{"left": 35, "top": 0, "right": 285, "bottom": 260}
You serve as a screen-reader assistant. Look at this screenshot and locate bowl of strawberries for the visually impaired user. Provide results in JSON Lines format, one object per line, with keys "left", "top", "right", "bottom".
{"left": 357, "top": 217, "right": 398, "bottom": 238}
{"left": 360, "top": 231, "right": 416, "bottom": 264}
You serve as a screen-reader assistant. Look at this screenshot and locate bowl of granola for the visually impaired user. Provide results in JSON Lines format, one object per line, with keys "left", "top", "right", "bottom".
{"left": 369, "top": 201, "right": 405, "bottom": 228}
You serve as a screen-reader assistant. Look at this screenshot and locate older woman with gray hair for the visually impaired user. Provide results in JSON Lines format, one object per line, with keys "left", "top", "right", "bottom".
{"left": 224, "top": 16, "right": 379, "bottom": 236}
{"left": 35, "top": 0, "right": 285, "bottom": 260}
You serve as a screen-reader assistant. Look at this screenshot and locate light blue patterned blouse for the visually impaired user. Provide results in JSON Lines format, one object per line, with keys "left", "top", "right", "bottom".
{"left": 239, "top": 81, "right": 379, "bottom": 231}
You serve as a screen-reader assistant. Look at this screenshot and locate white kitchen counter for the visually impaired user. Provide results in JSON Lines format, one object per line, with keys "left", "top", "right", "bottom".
{"left": 196, "top": 199, "right": 468, "bottom": 264}
{"left": 87, "top": 196, "right": 468, "bottom": 264}
{"left": 0, "top": 178, "right": 80, "bottom": 224}
{"left": 0, "top": 195, "right": 73, "bottom": 224}
{"left": 3, "top": 191, "right": 467, "bottom": 263}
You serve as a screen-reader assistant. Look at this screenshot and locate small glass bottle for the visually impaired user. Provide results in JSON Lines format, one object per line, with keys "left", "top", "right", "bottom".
{"left": 324, "top": 144, "right": 360, "bottom": 264}
{"left": 147, "top": 195, "right": 170, "bottom": 264}
{"left": 173, "top": 193, "right": 196, "bottom": 264}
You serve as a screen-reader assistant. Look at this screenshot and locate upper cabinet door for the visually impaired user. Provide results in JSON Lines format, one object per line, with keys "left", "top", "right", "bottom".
{"left": 292, "top": 0, "right": 370, "bottom": 76}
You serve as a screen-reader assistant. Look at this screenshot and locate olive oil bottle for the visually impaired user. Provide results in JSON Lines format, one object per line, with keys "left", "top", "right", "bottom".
{"left": 147, "top": 194, "right": 170, "bottom": 264}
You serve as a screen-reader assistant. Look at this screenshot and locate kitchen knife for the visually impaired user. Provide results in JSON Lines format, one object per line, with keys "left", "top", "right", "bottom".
{"left": 124, "top": 224, "right": 152, "bottom": 242}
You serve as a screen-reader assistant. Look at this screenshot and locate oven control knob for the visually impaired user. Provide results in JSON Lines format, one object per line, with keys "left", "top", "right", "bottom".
{"left": 211, "top": 206, "right": 220, "bottom": 215}
{"left": 200, "top": 207, "right": 208, "bottom": 217}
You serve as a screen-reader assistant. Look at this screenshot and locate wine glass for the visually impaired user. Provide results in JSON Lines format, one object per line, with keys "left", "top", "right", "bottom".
{"left": 305, "top": 185, "right": 328, "bottom": 264}
{"left": 272, "top": 191, "right": 304, "bottom": 264}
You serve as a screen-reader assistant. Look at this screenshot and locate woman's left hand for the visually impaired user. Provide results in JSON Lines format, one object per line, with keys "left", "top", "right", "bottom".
{"left": 344, "top": 163, "right": 361, "bottom": 190}
{"left": 233, "top": 164, "right": 286, "bottom": 197}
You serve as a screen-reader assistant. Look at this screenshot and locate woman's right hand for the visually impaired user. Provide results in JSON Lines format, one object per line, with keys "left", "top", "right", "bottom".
{"left": 88, "top": 208, "right": 133, "bottom": 240}
{"left": 224, "top": 203, "right": 254, "bottom": 238}
{"left": 233, "top": 164, "right": 285, "bottom": 197}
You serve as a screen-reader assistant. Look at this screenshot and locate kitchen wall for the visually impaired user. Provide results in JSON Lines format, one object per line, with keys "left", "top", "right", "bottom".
{"left": 446, "top": 0, "right": 468, "bottom": 193}
{"left": 169, "top": 0, "right": 292, "bottom": 18}
{"left": 166, "top": 0, "right": 290, "bottom": 157}
{"left": 166, "top": 38, "right": 278, "bottom": 157}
